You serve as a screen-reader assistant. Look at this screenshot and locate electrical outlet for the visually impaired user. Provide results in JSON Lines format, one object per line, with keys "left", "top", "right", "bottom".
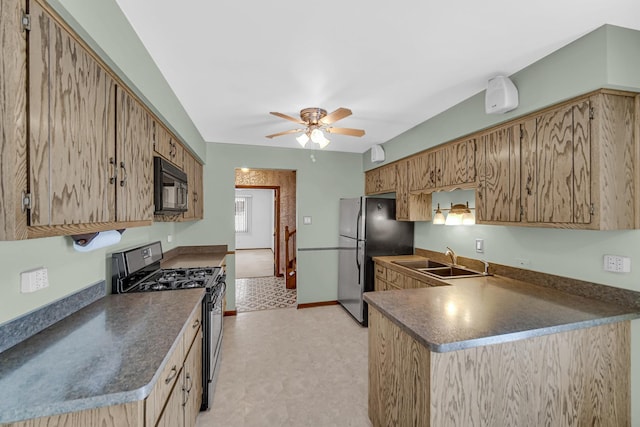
{"left": 603, "top": 255, "right": 631, "bottom": 273}
{"left": 475, "top": 238, "right": 484, "bottom": 253}
{"left": 20, "top": 267, "right": 49, "bottom": 293}
{"left": 167, "top": 234, "right": 173, "bottom": 243}
{"left": 303, "top": 216, "right": 312, "bottom": 225}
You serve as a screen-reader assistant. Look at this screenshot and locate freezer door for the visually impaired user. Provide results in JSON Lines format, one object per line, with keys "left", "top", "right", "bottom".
{"left": 338, "top": 235, "right": 364, "bottom": 323}
{"left": 339, "top": 197, "right": 364, "bottom": 239}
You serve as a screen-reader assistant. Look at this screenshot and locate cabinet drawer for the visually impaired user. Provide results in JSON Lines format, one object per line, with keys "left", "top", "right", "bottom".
{"left": 183, "top": 304, "right": 203, "bottom": 353}
{"left": 375, "top": 264, "right": 387, "bottom": 280}
{"left": 386, "top": 269, "right": 404, "bottom": 287}
{"left": 145, "top": 340, "right": 185, "bottom": 427}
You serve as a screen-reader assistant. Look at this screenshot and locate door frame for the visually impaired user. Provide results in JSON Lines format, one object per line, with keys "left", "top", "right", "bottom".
{"left": 235, "top": 185, "right": 281, "bottom": 276}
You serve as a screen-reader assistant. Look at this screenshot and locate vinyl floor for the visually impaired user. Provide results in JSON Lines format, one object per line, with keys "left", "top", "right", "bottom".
{"left": 195, "top": 305, "right": 371, "bottom": 427}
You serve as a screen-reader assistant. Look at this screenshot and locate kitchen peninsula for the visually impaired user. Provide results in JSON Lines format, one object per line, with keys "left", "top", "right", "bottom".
{"left": 365, "top": 255, "right": 640, "bottom": 426}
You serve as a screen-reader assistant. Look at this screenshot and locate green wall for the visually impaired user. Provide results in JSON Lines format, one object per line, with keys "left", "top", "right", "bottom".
{"left": 176, "top": 143, "right": 364, "bottom": 310}
{"left": 370, "top": 24, "right": 640, "bottom": 426}
{"left": 0, "top": 222, "right": 179, "bottom": 325}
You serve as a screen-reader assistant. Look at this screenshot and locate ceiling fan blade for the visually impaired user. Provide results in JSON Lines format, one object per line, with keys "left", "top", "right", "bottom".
{"left": 265, "top": 129, "right": 304, "bottom": 139}
{"left": 325, "top": 127, "right": 365, "bottom": 137}
{"left": 320, "top": 108, "right": 352, "bottom": 125}
{"left": 270, "top": 111, "right": 305, "bottom": 125}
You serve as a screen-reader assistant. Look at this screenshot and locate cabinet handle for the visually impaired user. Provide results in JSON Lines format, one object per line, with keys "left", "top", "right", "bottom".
{"left": 119, "top": 161, "right": 128, "bottom": 187}
{"left": 109, "top": 157, "right": 117, "bottom": 184}
{"left": 429, "top": 171, "right": 435, "bottom": 185}
{"left": 193, "top": 191, "right": 198, "bottom": 203}
{"left": 164, "top": 365, "right": 178, "bottom": 384}
{"left": 525, "top": 175, "right": 532, "bottom": 195}
{"left": 192, "top": 319, "right": 200, "bottom": 329}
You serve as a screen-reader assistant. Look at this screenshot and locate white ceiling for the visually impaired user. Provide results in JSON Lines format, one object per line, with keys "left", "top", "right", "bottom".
{"left": 115, "top": 0, "right": 640, "bottom": 153}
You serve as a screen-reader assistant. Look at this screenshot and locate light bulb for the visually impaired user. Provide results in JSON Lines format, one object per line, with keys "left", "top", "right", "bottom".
{"left": 462, "top": 211, "right": 475, "bottom": 225}
{"left": 445, "top": 212, "right": 462, "bottom": 226}
{"left": 296, "top": 133, "right": 309, "bottom": 147}
{"left": 318, "top": 136, "right": 331, "bottom": 149}
{"left": 433, "top": 204, "right": 445, "bottom": 225}
{"left": 310, "top": 128, "right": 323, "bottom": 143}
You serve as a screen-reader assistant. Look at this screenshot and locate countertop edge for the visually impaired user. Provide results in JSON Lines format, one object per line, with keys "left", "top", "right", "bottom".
{"left": 431, "top": 313, "right": 640, "bottom": 352}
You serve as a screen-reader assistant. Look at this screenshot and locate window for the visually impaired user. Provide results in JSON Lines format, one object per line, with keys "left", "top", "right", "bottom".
{"left": 235, "top": 195, "right": 251, "bottom": 233}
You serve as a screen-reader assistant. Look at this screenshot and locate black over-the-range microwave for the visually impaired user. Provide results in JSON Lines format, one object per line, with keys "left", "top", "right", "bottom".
{"left": 154, "top": 156, "right": 188, "bottom": 214}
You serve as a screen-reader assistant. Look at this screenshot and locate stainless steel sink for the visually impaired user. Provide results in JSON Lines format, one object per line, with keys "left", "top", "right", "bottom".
{"left": 392, "top": 259, "right": 484, "bottom": 279}
{"left": 419, "top": 266, "right": 484, "bottom": 278}
{"left": 391, "top": 259, "right": 448, "bottom": 269}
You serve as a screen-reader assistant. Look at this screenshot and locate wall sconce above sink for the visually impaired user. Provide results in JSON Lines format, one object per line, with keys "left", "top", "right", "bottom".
{"left": 433, "top": 202, "right": 475, "bottom": 225}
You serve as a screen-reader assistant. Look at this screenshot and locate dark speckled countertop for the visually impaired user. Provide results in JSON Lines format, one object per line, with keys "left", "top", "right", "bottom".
{"left": 0, "top": 288, "right": 205, "bottom": 424}
{"left": 365, "top": 256, "right": 640, "bottom": 353}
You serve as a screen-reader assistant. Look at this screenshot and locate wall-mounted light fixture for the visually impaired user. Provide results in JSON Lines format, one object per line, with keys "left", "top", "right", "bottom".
{"left": 433, "top": 202, "right": 475, "bottom": 225}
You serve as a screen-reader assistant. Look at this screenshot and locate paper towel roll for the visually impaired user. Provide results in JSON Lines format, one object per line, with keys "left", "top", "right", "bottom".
{"left": 73, "top": 230, "right": 122, "bottom": 252}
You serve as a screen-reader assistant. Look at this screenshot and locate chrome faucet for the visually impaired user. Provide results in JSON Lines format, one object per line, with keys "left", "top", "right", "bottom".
{"left": 445, "top": 247, "right": 457, "bottom": 266}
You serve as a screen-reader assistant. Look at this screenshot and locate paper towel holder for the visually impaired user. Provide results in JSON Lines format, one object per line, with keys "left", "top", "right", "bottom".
{"left": 71, "top": 229, "right": 125, "bottom": 247}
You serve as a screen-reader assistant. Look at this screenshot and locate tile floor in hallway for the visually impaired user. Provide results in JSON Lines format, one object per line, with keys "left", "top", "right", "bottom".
{"left": 235, "top": 277, "right": 297, "bottom": 313}
{"left": 195, "top": 305, "right": 371, "bottom": 427}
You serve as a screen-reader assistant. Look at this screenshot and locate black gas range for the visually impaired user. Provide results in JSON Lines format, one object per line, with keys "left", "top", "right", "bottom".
{"left": 111, "top": 241, "right": 225, "bottom": 411}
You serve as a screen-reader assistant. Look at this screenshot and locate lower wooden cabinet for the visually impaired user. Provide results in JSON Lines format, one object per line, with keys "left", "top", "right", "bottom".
{"left": 374, "top": 262, "right": 431, "bottom": 290}
{"left": 156, "top": 329, "right": 202, "bottom": 427}
{"left": 368, "top": 307, "right": 631, "bottom": 427}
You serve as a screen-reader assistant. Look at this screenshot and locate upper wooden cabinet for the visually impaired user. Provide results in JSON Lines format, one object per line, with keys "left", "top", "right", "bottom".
{"left": 116, "top": 88, "right": 154, "bottom": 223}
{"left": 365, "top": 163, "right": 396, "bottom": 195}
{"left": 476, "top": 123, "right": 521, "bottom": 223}
{"left": 478, "top": 91, "right": 637, "bottom": 230}
{"left": 28, "top": 2, "right": 118, "bottom": 229}
{"left": 182, "top": 152, "right": 204, "bottom": 221}
{"left": 395, "top": 161, "right": 432, "bottom": 222}
{"left": 23, "top": 2, "right": 153, "bottom": 237}
{"left": 154, "top": 122, "right": 184, "bottom": 169}
{"left": 441, "top": 138, "right": 476, "bottom": 188}
{"left": 408, "top": 138, "right": 476, "bottom": 193}
{"left": 409, "top": 150, "right": 438, "bottom": 191}
{"left": 0, "top": 0, "right": 197, "bottom": 239}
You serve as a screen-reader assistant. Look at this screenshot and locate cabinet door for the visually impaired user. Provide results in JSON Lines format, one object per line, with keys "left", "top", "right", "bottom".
{"left": 184, "top": 331, "right": 203, "bottom": 427}
{"left": 442, "top": 139, "right": 475, "bottom": 187}
{"left": 378, "top": 164, "right": 396, "bottom": 193}
{"left": 0, "top": 0, "right": 28, "bottom": 240}
{"left": 156, "top": 376, "right": 185, "bottom": 427}
{"left": 536, "top": 101, "right": 591, "bottom": 224}
{"left": 29, "top": 3, "right": 116, "bottom": 226}
{"left": 365, "top": 169, "right": 379, "bottom": 195}
{"left": 116, "top": 88, "right": 153, "bottom": 222}
{"left": 476, "top": 124, "right": 521, "bottom": 223}
{"left": 409, "top": 151, "right": 436, "bottom": 191}
{"left": 193, "top": 160, "right": 204, "bottom": 219}
{"left": 395, "top": 161, "right": 409, "bottom": 220}
{"left": 182, "top": 154, "right": 195, "bottom": 221}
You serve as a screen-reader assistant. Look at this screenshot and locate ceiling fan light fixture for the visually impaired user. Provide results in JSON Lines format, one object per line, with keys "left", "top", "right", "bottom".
{"left": 318, "top": 137, "right": 331, "bottom": 149}
{"left": 296, "top": 132, "right": 309, "bottom": 147}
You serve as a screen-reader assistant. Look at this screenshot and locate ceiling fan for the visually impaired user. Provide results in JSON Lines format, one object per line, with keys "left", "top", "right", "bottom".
{"left": 266, "top": 107, "right": 365, "bottom": 149}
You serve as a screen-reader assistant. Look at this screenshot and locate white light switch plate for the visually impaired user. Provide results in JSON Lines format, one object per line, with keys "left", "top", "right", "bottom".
{"left": 21, "top": 267, "right": 49, "bottom": 293}
{"left": 475, "top": 238, "right": 484, "bottom": 253}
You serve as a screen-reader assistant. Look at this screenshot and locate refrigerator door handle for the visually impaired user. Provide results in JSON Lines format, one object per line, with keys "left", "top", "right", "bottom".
{"left": 356, "top": 241, "right": 361, "bottom": 285}
{"left": 355, "top": 207, "right": 362, "bottom": 284}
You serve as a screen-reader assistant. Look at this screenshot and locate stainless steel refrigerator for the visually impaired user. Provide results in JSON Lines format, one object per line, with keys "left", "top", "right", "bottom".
{"left": 338, "top": 197, "right": 414, "bottom": 326}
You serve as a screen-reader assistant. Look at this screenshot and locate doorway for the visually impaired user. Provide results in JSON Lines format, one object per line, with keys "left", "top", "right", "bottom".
{"left": 235, "top": 188, "right": 276, "bottom": 278}
{"left": 234, "top": 168, "right": 297, "bottom": 313}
